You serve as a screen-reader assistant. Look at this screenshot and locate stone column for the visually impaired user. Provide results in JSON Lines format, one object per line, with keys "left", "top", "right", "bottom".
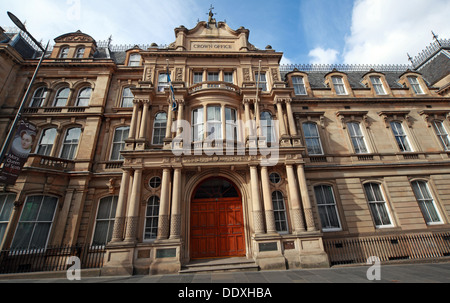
{"left": 296, "top": 164, "right": 317, "bottom": 232}
{"left": 250, "top": 165, "right": 265, "bottom": 235}
{"left": 260, "top": 166, "right": 277, "bottom": 233}
{"left": 276, "top": 100, "right": 287, "bottom": 138}
{"left": 169, "top": 168, "right": 182, "bottom": 239}
{"left": 157, "top": 168, "right": 171, "bottom": 240}
{"left": 165, "top": 103, "right": 174, "bottom": 141}
{"left": 111, "top": 169, "right": 131, "bottom": 243}
{"left": 138, "top": 100, "right": 150, "bottom": 139}
{"left": 124, "top": 168, "right": 142, "bottom": 243}
{"left": 286, "top": 164, "right": 306, "bottom": 233}
{"left": 128, "top": 100, "right": 140, "bottom": 140}
{"left": 285, "top": 99, "right": 298, "bottom": 136}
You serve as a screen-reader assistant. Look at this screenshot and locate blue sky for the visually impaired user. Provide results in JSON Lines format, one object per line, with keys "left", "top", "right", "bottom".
{"left": 1, "top": 0, "right": 449, "bottom": 65}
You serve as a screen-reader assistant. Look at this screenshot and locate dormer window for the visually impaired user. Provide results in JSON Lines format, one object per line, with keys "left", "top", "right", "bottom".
{"left": 75, "top": 47, "right": 85, "bottom": 58}
{"left": 370, "top": 76, "right": 386, "bottom": 95}
{"left": 332, "top": 76, "right": 347, "bottom": 95}
{"left": 292, "top": 76, "right": 307, "bottom": 95}
{"left": 59, "top": 47, "right": 69, "bottom": 58}
{"left": 407, "top": 76, "right": 424, "bottom": 94}
{"left": 128, "top": 53, "right": 141, "bottom": 66}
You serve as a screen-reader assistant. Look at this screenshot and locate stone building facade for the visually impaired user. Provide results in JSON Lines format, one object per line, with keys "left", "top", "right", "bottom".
{"left": 0, "top": 15, "right": 449, "bottom": 276}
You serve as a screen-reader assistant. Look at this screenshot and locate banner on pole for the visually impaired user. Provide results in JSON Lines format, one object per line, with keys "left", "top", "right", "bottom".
{"left": 0, "top": 120, "right": 37, "bottom": 185}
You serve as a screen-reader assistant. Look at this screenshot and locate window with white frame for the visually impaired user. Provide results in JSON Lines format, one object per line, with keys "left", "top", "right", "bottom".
{"left": 75, "top": 47, "right": 85, "bottom": 58}
{"left": 347, "top": 122, "right": 368, "bottom": 154}
{"left": 76, "top": 87, "right": 91, "bottom": 106}
{"left": 60, "top": 127, "right": 81, "bottom": 160}
{"left": 370, "top": 76, "right": 386, "bottom": 95}
{"left": 225, "top": 107, "right": 237, "bottom": 141}
{"left": 332, "top": 76, "right": 347, "bottom": 95}
{"left": 261, "top": 111, "right": 275, "bottom": 143}
{"left": 110, "top": 126, "right": 129, "bottom": 160}
{"left": 30, "top": 87, "right": 48, "bottom": 107}
{"left": 224, "top": 72, "right": 233, "bottom": 83}
{"left": 144, "top": 196, "right": 160, "bottom": 240}
{"left": 411, "top": 181, "right": 442, "bottom": 225}
{"left": 302, "top": 122, "right": 323, "bottom": 155}
{"left": 314, "top": 185, "right": 341, "bottom": 231}
{"left": 92, "top": 196, "right": 118, "bottom": 246}
{"left": 0, "top": 193, "right": 16, "bottom": 246}
{"left": 158, "top": 73, "right": 169, "bottom": 92}
{"left": 36, "top": 128, "right": 57, "bottom": 156}
{"left": 272, "top": 191, "right": 288, "bottom": 233}
{"left": 192, "top": 108, "right": 204, "bottom": 142}
{"left": 193, "top": 72, "right": 203, "bottom": 84}
{"left": 407, "top": 76, "right": 424, "bottom": 94}
{"left": 432, "top": 121, "right": 450, "bottom": 151}
{"left": 59, "top": 47, "right": 69, "bottom": 59}
{"left": 53, "top": 87, "right": 70, "bottom": 107}
{"left": 207, "top": 72, "right": 219, "bottom": 81}
{"left": 10, "top": 195, "right": 58, "bottom": 250}
{"left": 121, "top": 87, "right": 134, "bottom": 108}
{"left": 363, "top": 183, "right": 393, "bottom": 228}
{"left": 128, "top": 53, "right": 141, "bottom": 67}
{"left": 207, "top": 106, "right": 222, "bottom": 140}
{"left": 292, "top": 76, "right": 307, "bottom": 95}
{"left": 255, "top": 72, "right": 267, "bottom": 91}
{"left": 390, "top": 121, "right": 412, "bottom": 152}
{"left": 152, "top": 112, "right": 167, "bottom": 145}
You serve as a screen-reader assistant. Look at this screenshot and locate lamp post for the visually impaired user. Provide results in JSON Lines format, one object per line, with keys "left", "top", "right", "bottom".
{"left": 0, "top": 12, "right": 49, "bottom": 169}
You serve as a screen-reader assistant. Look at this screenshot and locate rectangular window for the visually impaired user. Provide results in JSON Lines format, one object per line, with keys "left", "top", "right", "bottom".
{"left": 60, "top": 128, "right": 81, "bottom": 160}
{"left": 207, "top": 106, "right": 222, "bottom": 140}
{"left": 207, "top": 72, "right": 219, "bottom": 81}
{"left": 363, "top": 183, "right": 393, "bottom": 228}
{"left": 292, "top": 76, "right": 307, "bottom": 95}
{"left": 121, "top": 87, "right": 134, "bottom": 108}
{"left": 225, "top": 107, "right": 237, "bottom": 141}
{"left": 193, "top": 72, "right": 203, "bottom": 84}
{"left": 347, "top": 122, "right": 368, "bottom": 154}
{"left": 255, "top": 72, "right": 267, "bottom": 91}
{"left": 314, "top": 185, "right": 341, "bottom": 231}
{"left": 36, "top": 128, "right": 57, "bottom": 156}
{"left": 407, "top": 76, "right": 424, "bottom": 94}
{"left": 370, "top": 76, "right": 386, "bottom": 95}
{"left": 92, "top": 196, "right": 118, "bottom": 246}
{"left": 224, "top": 72, "right": 233, "bottom": 83}
{"left": 192, "top": 108, "right": 204, "bottom": 142}
{"left": 158, "top": 73, "right": 169, "bottom": 92}
{"left": 390, "top": 121, "right": 412, "bottom": 152}
{"left": 433, "top": 121, "right": 450, "bottom": 151}
{"left": 11, "top": 195, "right": 58, "bottom": 250}
{"left": 332, "top": 76, "right": 347, "bottom": 95}
{"left": 0, "top": 193, "right": 16, "bottom": 245}
{"left": 411, "top": 181, "right": 442, "bottom": 225}
{"left": 302, "top": 122, "right": 323, "bottom": 155}
{"left": 272, "top": 191, "right": 288, "bottom": 233}
{"left": 152, "top": 113, "right": 167, "bottom": 145}
{"left": 111, "top": 127, "right": 129, "bottom": 160}
{"left": 144, "top": 196, "right": 160, "bottom": 240}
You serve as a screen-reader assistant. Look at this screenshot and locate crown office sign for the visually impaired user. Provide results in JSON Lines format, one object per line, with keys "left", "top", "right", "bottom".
{"left": 191, "top": 42, "right": 234, "bottom": 50}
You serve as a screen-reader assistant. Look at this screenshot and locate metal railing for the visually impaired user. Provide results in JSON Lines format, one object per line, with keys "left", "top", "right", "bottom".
{"left": 0, "top": 244, "right": 105, "bottom": 274}
{"left": 323, "top": 231, "right": 450, "bottom": 266}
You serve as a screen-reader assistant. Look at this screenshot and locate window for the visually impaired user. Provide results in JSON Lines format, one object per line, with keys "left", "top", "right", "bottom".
{"left": 370, "top": 76, "right": 386, "bottom": 95}
{"left": 390, "top": 121, "right": 412, "bottom": 152}
{"left": 192, "top": 108, "right": 204, "bottom": 142}
{"left": 149, "top": 177, "right": 161, "bottom": 189}
{"left": 207, "top": 106, "right": 222, "bottom": 140}
{"left": 76, "top": 87, "right": 91, "bottom": 106}
{"left": 347, "top": 122, "right": 368, "bottom": 154}
{"left": 411, "top": 181, "right": 442, "bottom": 225}
{"left": 272, "top": 191, "right": 288, "bottom": 233}
{"left": 292, "top": 76, "right": 307, "bottom": 95}
{"left": 75, "top": 47, "right": 85, "bottom": 58}
{"left": 225, "top": 107, "right": 237, "bottom": 141}
{"left": 60, "top": 127, "right": 81, "bottom": 160}
{"left": 92, "top": 196, "right": 118, "bottom": 246}
{"left": 121, "top": 87, "right": 134, "bottom": 108}
{"left": 432, "top": 121, "right": 450, "bottom": 151}
{"left": 0, "top": 193, "right": 16, "bottom": 245}
{"left": 363, "top": 183, "right": 393, "bottom": 228}
{"left": 224, "top": 72, "right": 233, "bottom": 83}
{"left": 407, "top": 76, "right": 424, "bottom": 94}
{"left": 314, "top": 185, "right": 341, "bottom": 231}
{"left": 261, "top": 111, "right": 275, "bottom": 143}
{"left": 110, "top": 127, "right": 129, "bottom": 161}
{"left": 144, "top": 196, "right": 160, "bottom": 240}
{"left": 53, "top": 87, "right": 70, "bottom": 107}
{"left": 302, "top": 122, "right": 323, "bottom": 155}
{"left": 207, "top": 72, "right": 219, "bottom": 81}
{"left": 128, "top": 53, "right": 141, "bottom": 67}
{"left": 59, "top": 47, "right": 69, "bottom": 58}
{"left": 36, "top": 128, "right": 57, "bottom": 156}
{"left": 158, "top": 73, "right": 169, "bottom": 92}
{"left": 193, "top": 72, "right": 203, "bottom": 84}
{"left": 10, "top": 195, "right": 58, "bottom": 250}
{"left": 30, "top": 87, "right": 47, "bottom": 107}
{"left": 269, "top": 173, "right": 281, "bottom": 184}
{"left": 152, "top": 113, "right": 167, "bottom": 145}
{"left": 332, "top": 76, "right": 347, "bottom": 95}
{"left": 255, "top": 72, "right": 267, "bottom": 91}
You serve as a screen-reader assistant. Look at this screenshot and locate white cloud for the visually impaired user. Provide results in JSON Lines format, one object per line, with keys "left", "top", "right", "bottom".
{"left": 308, "top": 47, "right": 339, "bottom": 64}
{"left": 343, "top": 0, "right": 450, "bottom": 64}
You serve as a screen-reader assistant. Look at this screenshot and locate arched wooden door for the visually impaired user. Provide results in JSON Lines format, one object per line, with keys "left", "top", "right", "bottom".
{"left": 190, "top": 177, "right": 246, "bottom": 259}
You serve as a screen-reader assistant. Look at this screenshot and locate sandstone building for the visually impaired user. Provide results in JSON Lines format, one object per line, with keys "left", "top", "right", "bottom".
{"left": 0, "top": 13, "right": 449, "bottom": 275}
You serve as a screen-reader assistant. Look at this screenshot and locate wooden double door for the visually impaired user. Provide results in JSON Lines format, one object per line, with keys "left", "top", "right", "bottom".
{"left": 190, "top": 178, "right": 245, "bottom": 259}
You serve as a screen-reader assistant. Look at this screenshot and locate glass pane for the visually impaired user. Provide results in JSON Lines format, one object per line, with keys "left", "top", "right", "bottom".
{"left": 0, "top": 194, "right": 15, "bottom": 221}
{"left": 11, "top": 223, "right": 34, "bottom": 249}
{"left": 0, "top": 223, "right": 7, "bottom": 245}
{"left": 20, "top": 196, "right": 42, "bottom": 221}
{"left": 37, "top": 196, "right": 57, "bottom": 221}
{"left": 92, "top": 221, "right": 108, "bottom": 246}
{"left": 30, "top": 223, "right": 51, "bottom": 249}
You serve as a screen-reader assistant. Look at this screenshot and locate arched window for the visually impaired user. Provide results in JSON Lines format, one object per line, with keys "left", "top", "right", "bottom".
{"left": 121, "top": 87, "right": 134, "bottom": 108}
{"left": 0, "top": 193, "right": 16, "bottom": 245}
{"left": 314, "top": 185, "right": 341, "bottom": 231}
{"left": 11, "top": 195, "right": 58, "bottom": 250}
{"left": 76, "top": 87, "right": 91, "bottom": 106}
{"left": 272, "top": 191, "right": 288, "bottom": 233}
{"left": 152, "top": 113, "right": 167, "bottom": 145}
{"left": 92, "top": 196, "right": 118, "bottom": 246}
{"left": 60, "top": 127, "right": 81, "bottom": 160}
{"left": 432, "top": 121, "right": 450, "bottom": 151}
{"left": 411, "top": 180, "right": 442, "bottom": 225}
{"left": 75, "top": 47, "right": 85, "bottom": 58}
{"left": 363, "top": 183, "right": 393, "bottom": 228}
{"left": 110, "top": 127, "right": 129, "bottom": 160}
{"left": 302, "top": 122, "right": 323, "bottom": 155}
{"left": 36, "top": 128, "right": 57, "bottom": 156}
{"left": 30, "top": 87, "right": 48, "bottom": 107}
{"left": 261, "top": 111, "right": 275, "bottom": 143}
{"left": 59, "top": 46, "right": 69, "bottom": 58}
{"left": 144, "top": 196, "right": 160, "bottom": 240}
{"left": 53, "top": 87, "right": 70, "bottom": 107}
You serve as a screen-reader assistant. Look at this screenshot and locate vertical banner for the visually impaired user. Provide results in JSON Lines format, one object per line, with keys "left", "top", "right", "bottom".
{"left": 0, "top": 120, "right": 37, "bottom": 185}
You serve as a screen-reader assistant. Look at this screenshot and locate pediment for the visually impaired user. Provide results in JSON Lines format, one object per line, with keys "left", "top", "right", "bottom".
{"left": 54, "top": 30, "right": 96, "bottom": 45}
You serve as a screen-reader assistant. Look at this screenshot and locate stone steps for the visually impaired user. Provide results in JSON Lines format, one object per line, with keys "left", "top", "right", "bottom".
{"left": 179, "top": 257, "right": 259, "bottom": 274}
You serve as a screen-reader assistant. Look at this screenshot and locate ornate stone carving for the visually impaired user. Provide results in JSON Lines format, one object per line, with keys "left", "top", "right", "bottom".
{"left": 157, "top": 215, "right": 170, "bottom": 239}
{"left": 243, "top": 68, "right": 251, "bottom": 81}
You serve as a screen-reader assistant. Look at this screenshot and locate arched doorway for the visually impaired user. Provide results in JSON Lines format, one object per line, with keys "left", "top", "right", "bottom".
{"left": 190, "top": 177, "right": 246, "bottom": 259}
